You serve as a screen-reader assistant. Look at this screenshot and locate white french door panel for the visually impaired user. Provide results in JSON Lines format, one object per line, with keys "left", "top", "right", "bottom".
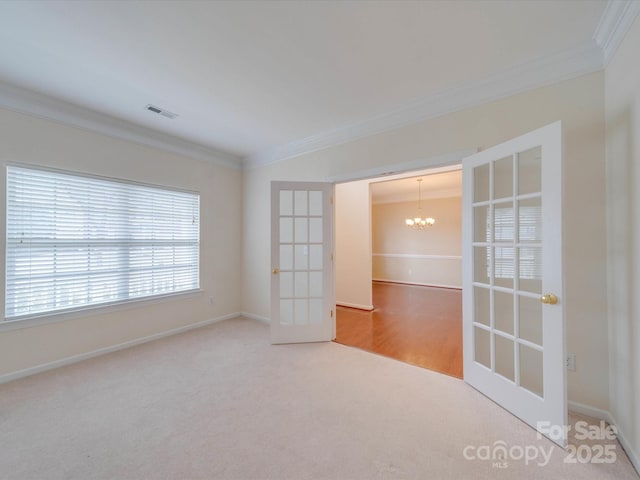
{"left": 271, "top": 181, "right": 335, "bottom": 344}
{"left": 462, "top": 121, "right": 566, "bottom": 446}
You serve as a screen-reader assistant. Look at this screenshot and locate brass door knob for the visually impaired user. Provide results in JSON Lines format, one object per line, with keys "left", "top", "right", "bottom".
{"left": 272, "top": 268, "right": 279, "bottom": 275}
{"left": 540, "top": 294, "right": 558, "bottom": 305}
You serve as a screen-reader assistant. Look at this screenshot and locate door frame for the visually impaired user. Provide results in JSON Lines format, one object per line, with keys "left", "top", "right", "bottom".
{"left": 330, "top": 148, "right": 476, "bottom": 314}
{"left": 327, "top": 149, "right": 477, "bottom": 184}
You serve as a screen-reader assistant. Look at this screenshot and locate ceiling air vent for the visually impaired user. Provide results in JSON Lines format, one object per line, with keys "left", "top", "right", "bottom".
{"left": 145, "top": 104, "right": 178, "bottom": 119}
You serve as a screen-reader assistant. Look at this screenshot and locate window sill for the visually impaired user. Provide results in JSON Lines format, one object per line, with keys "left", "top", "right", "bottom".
{"left": 0, "top": 289, "right": 203, "bottom": 332}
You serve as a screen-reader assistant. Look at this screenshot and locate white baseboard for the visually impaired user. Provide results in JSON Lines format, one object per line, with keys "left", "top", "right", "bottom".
{"left": 609, "top": 412, "right": 640, "bottom": 476}
{"left": 240, "top": 312, "right": 270, "bottom": 324}
{"left": 0, "top": 312, "right": 241, "bottom": 385}
{"left": 373, "top": 278, "right": 462, "bottom": 290}
{"left": 568, "top": 400, "right": 614, "bottom": 424}
{"left": 336, "top": 302, "right": 374, "bottom": 311}
{"left": 568, "top": 401, "right": 639, "bottom": 475}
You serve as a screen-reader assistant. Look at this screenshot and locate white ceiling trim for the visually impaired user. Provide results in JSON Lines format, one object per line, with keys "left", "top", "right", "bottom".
{"left": 594, "top": 0, "right": 640, "bottom": 66}
{"left": 244, "top": 40, "right": 603, "bottom": 169}
{"left": 0, "top": 81, "right": 243, "bottom": 170}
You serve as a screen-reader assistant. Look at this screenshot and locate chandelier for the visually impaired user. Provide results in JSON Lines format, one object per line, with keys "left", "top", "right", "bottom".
{"left": 405, "top": 178, "right": 435, "bottom": 229}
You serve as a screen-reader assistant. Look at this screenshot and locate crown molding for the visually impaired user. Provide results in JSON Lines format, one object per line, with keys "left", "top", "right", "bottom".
{"left": 244, "top": 40, "right": 603, "bottom": 169}
{"left": 0, "top": 81, "right": 243, "bottom": 170}
{"left": 594, "top": 0, "right": 640, "bottom": 66}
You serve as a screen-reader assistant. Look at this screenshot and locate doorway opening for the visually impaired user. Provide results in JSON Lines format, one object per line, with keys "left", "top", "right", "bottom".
{"left": 334, "top": 166, "right": 463, "bottom": 378}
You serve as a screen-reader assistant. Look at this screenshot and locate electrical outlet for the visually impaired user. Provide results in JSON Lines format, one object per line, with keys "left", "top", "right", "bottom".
{"left": 566, "top": 354, "right": 576, "bottom": 371}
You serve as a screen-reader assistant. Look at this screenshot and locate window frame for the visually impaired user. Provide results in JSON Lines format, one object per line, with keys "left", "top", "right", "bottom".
{"left": 4, "top": 163, "right": 202, "bottom": 327}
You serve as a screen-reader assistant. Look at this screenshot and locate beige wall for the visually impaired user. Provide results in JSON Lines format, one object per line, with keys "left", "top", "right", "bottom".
{"left": 242, "top": 71, "right": 608, "bottom": 410}
{"left": 0, "top": 108, "right": 243, "bottom": 377}
{"left": 335, "top": 180, "right": 372, "bottom": 309}
{"left": 372, "top": 196, "right": 461, "bottom": 288}
{"left": 605, "top": 16, "right": 640, "bottom": 468}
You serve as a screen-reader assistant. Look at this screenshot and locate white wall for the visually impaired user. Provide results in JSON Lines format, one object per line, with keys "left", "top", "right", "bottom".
{"left": 605, "top": 15, "right": 640, "bottom": 470}
{"left": 335, "top": 180, "right": 372, "bottom": 310}
{"left": 372, "top": 196, "right": 461, "bottom": 288}
{"left": 0, "top": 108, "right": 243, "bottom": 378}
{"left": 242, "top": 71, "right": 608, "bottom": 410}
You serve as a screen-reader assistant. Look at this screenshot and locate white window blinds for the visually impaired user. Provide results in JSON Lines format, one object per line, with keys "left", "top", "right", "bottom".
{"left": 5, "top": 165, "right": 200, "bottom": 320}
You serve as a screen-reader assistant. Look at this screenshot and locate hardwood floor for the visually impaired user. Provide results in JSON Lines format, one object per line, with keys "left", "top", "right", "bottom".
{"left": 335, "top": 281, "right": 463, "bottom": 378}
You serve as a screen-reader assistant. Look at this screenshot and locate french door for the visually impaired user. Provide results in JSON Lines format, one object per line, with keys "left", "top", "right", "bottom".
{"left": 270, "top": 181, "right": 335, "bottom": 344}
{"left": 462, "top": 121, "right": 566, "bottom": 446}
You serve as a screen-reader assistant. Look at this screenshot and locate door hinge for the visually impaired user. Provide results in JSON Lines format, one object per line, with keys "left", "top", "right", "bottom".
{"left": 330, "top": 309, "right": 334, "bottom": 318}
{"left": 330, "top": 196, "right": 334, "bottom": 205}
{"left": 331, "top": 253, "right": 334, "bottom": 261}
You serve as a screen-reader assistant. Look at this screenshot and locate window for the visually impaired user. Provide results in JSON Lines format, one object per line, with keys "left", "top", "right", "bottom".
{"left": 5, "top": 165, "right": 200, "bottom": 320}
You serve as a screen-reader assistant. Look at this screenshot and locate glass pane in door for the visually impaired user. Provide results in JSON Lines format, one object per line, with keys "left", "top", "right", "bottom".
{"left": 495, "top": 334, "right": 515, "bottom": 381}
{"left": 518, "top": 147, "right": 542, "bottom": 195}
{"left": 494, "top": 156, "right": 513, "bottom": 200}
{"left": 494, "top": 202, "right": 514, "bottom": 243}
{"left": 494, "top": 247, "right": 514, "bottom": 289}
{"left": 280, "top": 245, "right": 293, "bottom": 270}
{"left": 474, "top": 163, "right": 490, "bottom": 202}
{"left": 520, "top": 345, "right": 544, "bottom": 397}
{"left": 294, "top": 245, "right": 308, "bottom": 270}
{"left": 473, "top": 205, "right": 490, "bottom": 242}
{"left": 280, "top": 190, "right": 293, "bottom": 215}
{"left": 494, "top": 290, "right": 514, "bottom": 335}
{"left": 519, "top": 295, "right": 543, "bottom": 345}
{"left": 518, "top": 197, "right": 542, "bottom": 243}
{"left": 474, "top": 286, "right": 490, "bottom": 327}
{"left": 280, "top": 272, "right": 293, "bottom": 297}
{"left": 474, "top": 326, "right": 491, "bottom": 369}
{"left": 294, "top": 191, "right": 308, "bottom": 216}
{"left": 473, "top": 246, "right": 490, "bottom": 284}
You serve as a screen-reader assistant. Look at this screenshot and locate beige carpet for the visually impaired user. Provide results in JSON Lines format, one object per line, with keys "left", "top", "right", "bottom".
{"left": 0, "top": 317, "right": 637, "bottom": 480}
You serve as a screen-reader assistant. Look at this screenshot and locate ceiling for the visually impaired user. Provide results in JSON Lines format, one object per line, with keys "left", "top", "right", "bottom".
{"left": 0, "top": 1, "right": 630, "bottom": 168}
